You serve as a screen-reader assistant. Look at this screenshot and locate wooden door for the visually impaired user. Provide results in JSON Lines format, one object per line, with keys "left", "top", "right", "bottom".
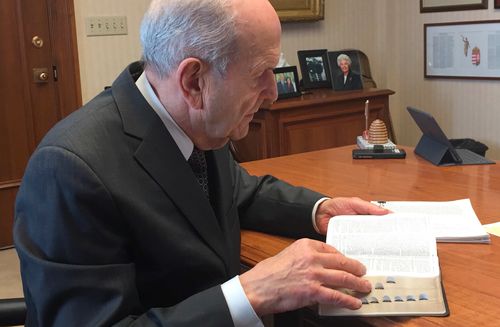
{"left": 0, "top": 0, "right": 81, "bottom": 247}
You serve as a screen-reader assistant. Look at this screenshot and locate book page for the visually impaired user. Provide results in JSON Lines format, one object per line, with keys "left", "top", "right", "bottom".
{"left": 327, "top": 216, "right": 439, "bottom": 277}
{"left": 328, "top": 233, "right": 438, "bottom": 277}
{"left": 329, "top": 214, "right": 430, "bottom": 234}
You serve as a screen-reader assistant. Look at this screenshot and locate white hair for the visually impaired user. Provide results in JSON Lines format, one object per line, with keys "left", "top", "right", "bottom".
{"left": 337, "top": 54, "right": 352, "bottom": 66}
{"left": 140, "top": 0, "right": 238, "bottom": 78}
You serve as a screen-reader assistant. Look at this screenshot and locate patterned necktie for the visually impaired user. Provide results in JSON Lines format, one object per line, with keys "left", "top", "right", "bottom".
{"left": 188, "top": 148, "right": 209, "bottom": 197}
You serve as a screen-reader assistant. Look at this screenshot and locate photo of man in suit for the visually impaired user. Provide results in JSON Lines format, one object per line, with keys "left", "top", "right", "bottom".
{"left": 306, "top": 56, "right": 327, "bottom": 82}
{"left": 14, "top": 0, "right": 388, "bottom": 326}
{"left": 332, "top": 53, "right": 363, "bottom": 91}
{"left": 276, "top": 73, "right": 287, "bottom": 95}
{"left": 275, "top": 72, "right": 297, "bottom": 96}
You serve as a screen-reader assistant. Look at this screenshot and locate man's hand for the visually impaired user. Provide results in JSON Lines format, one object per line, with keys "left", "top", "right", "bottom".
{"left": 239, "top": 238, "right": 372, "bottom": 316}
{"left": 315, "top": 197, "right": 390, "bottom": 234}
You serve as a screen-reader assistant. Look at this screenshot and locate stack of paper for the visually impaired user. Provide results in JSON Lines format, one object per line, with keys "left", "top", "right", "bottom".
{"left": 373, "top": 199, "right": 490, "bottom": 243}
{"left": 483, "top": 222, "right": 500, "bottom": 237}
{"left": 357, "top": 136, "right": 396, "bottom": 150}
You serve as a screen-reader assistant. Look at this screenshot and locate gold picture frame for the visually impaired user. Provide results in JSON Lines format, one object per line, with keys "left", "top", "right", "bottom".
{"left": 269, "top": 0, "right": 324, "bottom": 22}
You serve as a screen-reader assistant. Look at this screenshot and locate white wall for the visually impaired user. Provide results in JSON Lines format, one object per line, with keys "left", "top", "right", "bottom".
{"left": 390, "top": 1, "right": 500, "bottom": 160}
{"left": 74, "top": 0, "right": 500, "bottom": 159}
{"left": 73, "top": 0, "right": 150, "bottom": 101}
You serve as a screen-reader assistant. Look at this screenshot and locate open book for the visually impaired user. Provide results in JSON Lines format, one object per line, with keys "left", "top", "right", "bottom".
{"left": 373, "top": 199, "right": 490, "bottom": 243}
{"left": 319, "top": 214, "right": 449, "bottom": 317}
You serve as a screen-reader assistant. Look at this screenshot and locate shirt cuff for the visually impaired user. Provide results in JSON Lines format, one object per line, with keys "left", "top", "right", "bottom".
{"left": 311, "top": 197, "right": 331, "bottom": 233}
{"left": 221, "top": 276, "right": 264, "bottom": 327}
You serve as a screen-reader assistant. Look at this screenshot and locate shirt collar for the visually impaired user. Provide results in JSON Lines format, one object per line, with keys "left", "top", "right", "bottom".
{"left": 135, "top": 72, "right": 193, "bottom": 160}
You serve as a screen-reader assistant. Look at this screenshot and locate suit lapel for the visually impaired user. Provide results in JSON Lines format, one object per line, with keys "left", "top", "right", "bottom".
{"left": 112, "top": 63, "right": 229, "bottom": 269}
{"left": 134, "top": 120, "right": 228, "bottom": 264}
{"left": 207, "top": 146, "right": 234, "bottom": 229}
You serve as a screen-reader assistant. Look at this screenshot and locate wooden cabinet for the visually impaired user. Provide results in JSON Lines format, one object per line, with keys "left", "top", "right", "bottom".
{"left": 233, "top": 88, "right": 394, "bottom": 162}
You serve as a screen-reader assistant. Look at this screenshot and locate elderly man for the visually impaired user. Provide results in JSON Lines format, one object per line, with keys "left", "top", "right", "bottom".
{"left": 14, "top": 0, "right": 387, "bottom": 326}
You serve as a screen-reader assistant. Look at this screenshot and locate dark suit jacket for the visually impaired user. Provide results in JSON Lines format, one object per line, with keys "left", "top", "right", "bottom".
{"left": 14, "top": 62, "right": 325, "bottom": 326}
{"left": 276, "top": 81, "right": 286, "bottom": 95}
{"left": 333, "top": 71, "right": 363, "bottom": 91}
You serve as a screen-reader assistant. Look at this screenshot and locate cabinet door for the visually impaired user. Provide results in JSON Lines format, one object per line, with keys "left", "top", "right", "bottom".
{"left": 0, "top": 0, "right": 80, "bottom": 247}
{"left": 279, "top": 105, "right": 388, "bottom": 155}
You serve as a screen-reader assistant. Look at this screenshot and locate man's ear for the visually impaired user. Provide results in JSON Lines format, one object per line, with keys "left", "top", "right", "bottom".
{"left": 176, "top": 58, "right": 206, "bottom": 109}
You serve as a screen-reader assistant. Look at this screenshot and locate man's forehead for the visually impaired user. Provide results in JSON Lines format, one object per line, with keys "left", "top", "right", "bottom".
{"left": 232, "top": 0, "right": 280, "bottom": 32}
{"left": 224, "top": 0, "right": 281, "bottom": 74}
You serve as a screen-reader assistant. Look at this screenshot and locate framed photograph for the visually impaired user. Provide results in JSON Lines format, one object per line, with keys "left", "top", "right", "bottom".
{"left": 424, "top": 20, "right": 500, "bottom": 79}
{"left": 327, "top": 50, "right": 363, "bottom": 91}
{"left": 420, "top": 0, "right": 487, "bottom": 13}
{"left": 273, "top": 66, "right": 301, "bottom": 100}
{"left": 297, "top": 49, "right": 332, "bottom": 89}
{"left": 269, "top": 0, "right": 324, "bottom": 22}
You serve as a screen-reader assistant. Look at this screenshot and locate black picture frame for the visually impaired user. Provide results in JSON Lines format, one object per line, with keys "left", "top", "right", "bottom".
{"left": 297, "top": 49, "right": 332, "bottom": 89}
{"left": 327, "top": 50, "right": 364, "bottom": 91}
{"left": 273, "top": 66, "right": 301, "bottom": 100}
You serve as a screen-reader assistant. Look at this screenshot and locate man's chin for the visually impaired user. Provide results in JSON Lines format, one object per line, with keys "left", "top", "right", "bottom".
{"left": 229, "top": 125, "right": 250, "bottom": 142}
{"left": 260, "top": 99, "right": 274, "bottom": 109}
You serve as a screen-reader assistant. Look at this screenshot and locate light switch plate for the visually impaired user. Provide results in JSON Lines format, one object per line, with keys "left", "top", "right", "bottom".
{"left": 86, "top": 16, "right": 128, "bottom": 36}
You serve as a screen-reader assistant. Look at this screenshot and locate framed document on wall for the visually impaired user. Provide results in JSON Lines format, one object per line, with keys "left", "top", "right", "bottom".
{"left": 420, "top": 0, "right": 488, "bottom": 13}
{"left": 424, "top": 20, "right": 500, "bottom": 79}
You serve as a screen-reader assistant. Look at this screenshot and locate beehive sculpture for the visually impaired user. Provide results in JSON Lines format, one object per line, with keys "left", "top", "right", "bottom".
{"left": 368, "top": 119, "right": 388, "bottom": 144}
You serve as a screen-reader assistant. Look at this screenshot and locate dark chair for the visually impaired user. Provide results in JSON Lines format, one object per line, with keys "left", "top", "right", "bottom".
{"left": 0, "top": 298, "right": 26, "bottom": 326}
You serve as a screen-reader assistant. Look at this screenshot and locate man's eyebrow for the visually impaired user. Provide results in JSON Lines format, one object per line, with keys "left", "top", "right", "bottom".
{"left": 250, "top": 59, "right": 276, "bottom": 75}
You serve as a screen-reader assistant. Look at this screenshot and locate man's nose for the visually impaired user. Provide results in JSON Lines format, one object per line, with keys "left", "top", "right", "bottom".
{"left": 262, "top": 71, "right": 278, "bottom": 104}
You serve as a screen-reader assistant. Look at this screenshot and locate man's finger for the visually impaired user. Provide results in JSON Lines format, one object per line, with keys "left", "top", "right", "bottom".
{"left": 316, "top": 287, "right": 365, "bottom": 310}
{"left": 315, "top": 268, "right": 371, "bottom": 293}
{"left": 312, "top": 252, "right": 366, "bottom": 277}
{"left": 328, "top": 270, "right": 371, "bottom": 292}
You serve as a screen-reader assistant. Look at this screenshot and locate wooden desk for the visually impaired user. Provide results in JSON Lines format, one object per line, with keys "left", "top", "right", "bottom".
{"left": 233, "top": 88, "right": 394, "bottom": 162}
{"left": 240, "top": 145, "right": 500, "bottom": 327}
